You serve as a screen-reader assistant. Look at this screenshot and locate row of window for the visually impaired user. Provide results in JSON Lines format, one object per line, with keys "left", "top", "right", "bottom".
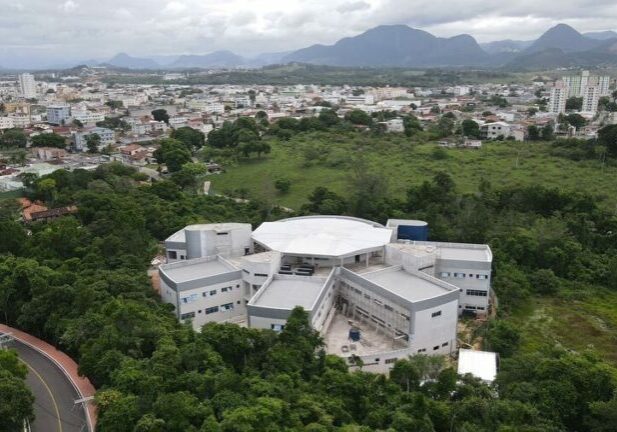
{"left": 180, "top": 301, "right": 240, "bottom": 320}
{"left": 440, "top": 272, "right": 488, "bottom": 280}
{"left": 417, "top": 341, "right": 449, "bottom": 353}
{"left": 466, "top": 289, "right": 488, "bottom": 297}
{"left": 346, "top": 284, "right": 409, "bottom": 322}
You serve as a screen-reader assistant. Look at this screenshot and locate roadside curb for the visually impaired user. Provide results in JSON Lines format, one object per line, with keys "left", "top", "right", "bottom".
{"left": 0, "top": 324, "right": 97, "bottom": 431}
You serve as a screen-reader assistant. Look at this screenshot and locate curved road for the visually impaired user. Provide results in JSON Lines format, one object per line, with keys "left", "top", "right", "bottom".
{"left": 9, "top": 340, "right": 88, "bottom": 432}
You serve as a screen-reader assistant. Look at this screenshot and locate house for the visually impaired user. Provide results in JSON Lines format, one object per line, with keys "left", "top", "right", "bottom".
{"left": 480, "top": 122, "right": 511, "bottom": 140}
{"left": 32, "top": 147, "right": 67, "bottom": 161}
{"left": 463, "top": 139, "right": 482, "bottom": 149}
{"left": 73, "top": 127, "right": 115, "bottom": 152}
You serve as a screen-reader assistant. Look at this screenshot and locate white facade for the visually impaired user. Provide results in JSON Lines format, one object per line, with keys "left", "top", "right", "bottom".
{"left": 18, "top": 73, "right": 37, "bottom": 99}
{"left": 47, "top": 104, "right": 71, "bottom": 125}
{"left": 549, "top": 82, "right": 568, "bottom": 114}
{"left": 582, "top": 85, "right": 600, "bottom": 114}
{"left": 159, "top": 217, "right": 493, "bottom": 372}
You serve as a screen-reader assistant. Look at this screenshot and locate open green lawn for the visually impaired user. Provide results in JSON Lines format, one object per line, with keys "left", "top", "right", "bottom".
{"left": 209, "top": 134, "right": 617, "bottom": 210}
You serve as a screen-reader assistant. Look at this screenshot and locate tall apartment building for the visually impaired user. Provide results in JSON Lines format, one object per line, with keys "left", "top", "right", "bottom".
{"left": 582, "top": 85, "right": 600, "bottom": 113}
{"left": 18, "top": 73, "right": 37, "bottom": 99}
{"left": 549, "top": 81, "right": 569, "bottom": 114}
{"left": 563, "top": 70, "right": 611, "bottom": 99}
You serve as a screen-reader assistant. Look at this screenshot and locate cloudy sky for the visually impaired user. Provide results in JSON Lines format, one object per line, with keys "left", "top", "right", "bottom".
{"left": 1, "top": 0, "right": 617, "bottom": 68}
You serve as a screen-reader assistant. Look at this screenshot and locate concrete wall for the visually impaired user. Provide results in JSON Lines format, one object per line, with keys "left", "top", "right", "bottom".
{"left": 175, "top": 278, "right": 244, "bottom": 331}
{"left": 409, "top": 299, "right": 458, "bottom": 355}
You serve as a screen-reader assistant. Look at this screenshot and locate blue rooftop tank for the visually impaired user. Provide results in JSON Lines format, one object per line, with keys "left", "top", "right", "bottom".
{"left": 397, "top": 220, "right": 429, "bottom": 241}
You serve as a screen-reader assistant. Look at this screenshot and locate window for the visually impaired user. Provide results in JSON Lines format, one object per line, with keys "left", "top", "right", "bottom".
{"left": 202, "top": 292, "right": 208, "bottom": 297}
{"left": 453, "top": 272, "right": 466, "bottom": 279}
{"left": 417, "top": 348, "right": 426, "bottom": 353}
{"left": 401, "top": 313, "right": 410, "bottom": 321}
{"left": 205, "top": 306, "right": 219, "bottom": 314}
{"left": 374, "top": 299, "right": 383, "bottom": 306}
{"left": 477, "top": 307, "right": 485, "bottom": 310}
{"left": 384, "top": 304, "right": 393, "bottom": 311}
{"left": 364, "top": 294, "right": 371, "bottom": 300}
{"left": 221, "top": 302, "right": 234, "bottom": 311}
{"left": 180, "top": 312, "right": 195, "bottom": 320}
{"left": 433, "top": 345, "right": 440, "bottom": 351}
{"left": 210, "top": 290, "right": 217, "bottom": 296}
{"left": 385, "top": 358, "right": 398, "bottom": 364}
{"left": 255, "top": 273, "right": 268, "bottom": 277}
{"left": 168, "top": 251, "right": 177, "bottom": 260}
{"left": 271, "top": 324, "right": 284, "bottom": 332}
{"left": 432, "top": 311, "right": 442, "bottom": 318}
{"left": 439, "top": 272, "right": 450, "bottom": 277}
{"left": 216, "top": 232, "right": 229, "bottom": 236}
{"left": 476, "top": 274, "right": 488, "bottom": 280}
{"left": 242, "top": 269, "right": 250, "bottom": 274}
{"left": 466, "top": 289, "right": 488, "bottom": 297}
{"left": 442, "top": 342, "right": 449, "bottom": 347}
{"left": 221, "top": 287, "right": 230, "bottom": 293}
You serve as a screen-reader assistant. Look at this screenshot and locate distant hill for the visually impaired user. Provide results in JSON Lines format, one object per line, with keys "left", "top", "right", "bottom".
{"left": 106, "top": 53, "right": 160, "bottom": 69}
{"left": 248, "top": 51, "right": 292, "bottom": 67}
{"left": 480, "top": 39, "right": 531, "bottom": 54}
{"left": 584, "top": 31, "right": 617, "bottom": 40}
{"left": 282, "top": 25, "right": 489, "bottom": 67}
{"left": 524, "top": 24, "right": 601, "bottom": 54}
{"left": 170, "top": 51, "right": 245, "bottom": 69}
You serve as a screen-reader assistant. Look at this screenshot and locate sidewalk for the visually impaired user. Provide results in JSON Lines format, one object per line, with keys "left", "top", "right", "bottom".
{"left": 0, "top": 324, "right": 97, "bottom": 430}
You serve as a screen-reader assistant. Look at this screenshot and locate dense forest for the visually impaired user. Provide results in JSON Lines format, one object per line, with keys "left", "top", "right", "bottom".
{"left": 1, "top": 156, "right": 617, "bottom": 431}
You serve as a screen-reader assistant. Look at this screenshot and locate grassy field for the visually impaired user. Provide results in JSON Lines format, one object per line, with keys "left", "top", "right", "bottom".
{"left": 510, "top": 289, "right": 617, "bottom": 366}
{"left": 209, "top": 134, "right": 617, "bottom": 210}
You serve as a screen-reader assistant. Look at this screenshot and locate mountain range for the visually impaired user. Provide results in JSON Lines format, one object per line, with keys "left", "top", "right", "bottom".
{"left": 4, "top": 23, "right": 616, "bottom": 71}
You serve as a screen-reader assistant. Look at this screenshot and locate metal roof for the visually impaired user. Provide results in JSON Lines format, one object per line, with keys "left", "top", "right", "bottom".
{"left": 252, "top": 217, "right": 393, "bottom": 258}
{"left": 457, "top": 349, "right": 498, "bottom": 382}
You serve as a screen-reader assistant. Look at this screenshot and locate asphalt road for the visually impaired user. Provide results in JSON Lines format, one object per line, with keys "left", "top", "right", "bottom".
{"left": 10, "top": 340, "right": 88, "bottom": 432}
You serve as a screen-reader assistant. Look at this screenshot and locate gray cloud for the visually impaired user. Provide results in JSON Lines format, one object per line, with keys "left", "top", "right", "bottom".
{"left": 0, "top": 0, "right": 616, "bottom": 68}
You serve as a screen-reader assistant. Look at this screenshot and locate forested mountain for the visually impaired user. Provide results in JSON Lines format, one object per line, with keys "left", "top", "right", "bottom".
{"left": 282, "top": 25, "right": 489, "bottom": 67}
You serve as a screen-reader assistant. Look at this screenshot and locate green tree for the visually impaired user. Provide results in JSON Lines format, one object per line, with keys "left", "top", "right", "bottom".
{"left": 0, "top": 128, "right": 27, "bottom": 148}
{"left": 598, "top": 124, "right": 617, "bottom": 157}
{"left": 566, "top": 97, "right": 583, "bottom": 111}
{"left": 345, "top": 109, "right": 372, "bottom": 126}
{"left": 86, "top": 133, "right": 101, "bottom": 153}
{"left": 565, "top": 113, "right": 586, "bottom": 129}
{"left": 154, "top": 139, "right": 192, "bottom": 172}
{"left": 171, "top": 126, "right": 205, "bottom": 152}
{"left": 461, "top": 119, "right": 481, "bottom": 138}
{"left": 31, "top": 133, "right": 67, "bottom": 148}
{"left": 151, "top": 109, "right": 170, "bottom": 124}
{"left": 274, "top": 178, "right": 291, "bottom": 194}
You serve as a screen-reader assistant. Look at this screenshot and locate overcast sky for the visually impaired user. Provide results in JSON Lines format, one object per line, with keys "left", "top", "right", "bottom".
{"left": 1, "top": 0, "right": 617, "bottom": 67}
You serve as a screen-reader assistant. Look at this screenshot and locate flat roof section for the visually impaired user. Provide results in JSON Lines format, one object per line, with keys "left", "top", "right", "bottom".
{"left": 362, "top": 268, "right": 450, "bottom": 302}
{"left": 165, "top": 223, "right": 251, "bottom": 244}
{"left": 162, "top": 258, "right": 237, "bottom": 284}
{"left": 252, "top": 277, "right": 325, "bottom": 310}
{"left": 458, "top": 349, "right": 498, "bottom": 382}
{"left": 252, "top": 216, "right": 393, "bottom": 258}
{"left": 439, "top": 246, "right": 491, "bottom": 262}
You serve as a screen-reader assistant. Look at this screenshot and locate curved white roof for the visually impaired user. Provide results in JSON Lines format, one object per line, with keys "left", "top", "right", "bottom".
{"left": 252, "top": 217, "right": 393, "bottom": 257}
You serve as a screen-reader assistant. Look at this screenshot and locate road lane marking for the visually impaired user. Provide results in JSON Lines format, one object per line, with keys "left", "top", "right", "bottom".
{"left": 20, "top": 358, "right": 63, "bottom": 432}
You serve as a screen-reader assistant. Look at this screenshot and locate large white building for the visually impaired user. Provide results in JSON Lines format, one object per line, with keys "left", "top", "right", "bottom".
{"left": 582, "top": 85, "right": 600, "bottom": 113}
{"left": 549, "top": 81, "right": 569, "bottom": 114}
{"left": 18, "top": 73, "right": 37, "bottom": 99}
{"left": 158, "top": 217, "right": 492, "bottom": 372}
